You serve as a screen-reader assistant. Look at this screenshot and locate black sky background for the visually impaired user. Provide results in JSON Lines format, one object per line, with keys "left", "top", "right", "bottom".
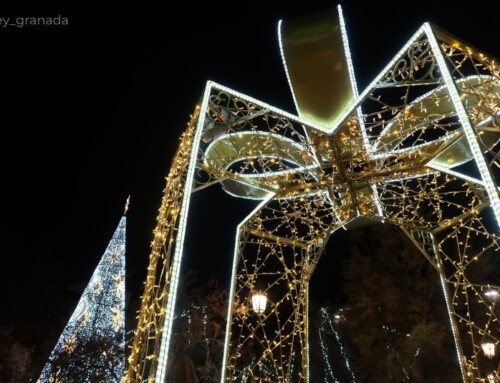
{"left": 1, "top": 0, "right": 499, "bottom": 372}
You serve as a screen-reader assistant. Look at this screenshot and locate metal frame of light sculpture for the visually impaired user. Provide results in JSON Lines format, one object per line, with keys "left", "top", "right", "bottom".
{"left": 126, "top": 6, "right": 499, "bottom": 383}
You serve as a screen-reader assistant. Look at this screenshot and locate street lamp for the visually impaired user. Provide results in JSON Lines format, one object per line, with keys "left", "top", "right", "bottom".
{"left": 252, "top": 293, "right": 267, "bottom": 315}
{"left": 485, "top": 289, "right": 499, "bottom": 300}
{"left": 482, "top": 342, "right": 496, "bottom": 359}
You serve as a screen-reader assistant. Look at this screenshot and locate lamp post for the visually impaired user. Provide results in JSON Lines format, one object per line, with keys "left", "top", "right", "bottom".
{"left": 252, "top": 293, "right": 267, "bottom": 315}
{"left": 480, "top": 342, "right": 497, "bottom": 382}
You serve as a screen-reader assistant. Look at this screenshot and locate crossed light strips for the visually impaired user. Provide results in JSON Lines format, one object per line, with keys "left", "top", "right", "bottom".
{"left": 126, "top": 5, "right": 499, "bottom": 383}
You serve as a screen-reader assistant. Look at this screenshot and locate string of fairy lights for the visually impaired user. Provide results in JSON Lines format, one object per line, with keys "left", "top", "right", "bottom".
{"left": 124, "top": 7, "right": 499, "bottom": 383}
{"left": 125, "top": 109, "right": 199, "bottom": 382}
{"left": 319, "top": 307, "right": 357, "bottom": 383}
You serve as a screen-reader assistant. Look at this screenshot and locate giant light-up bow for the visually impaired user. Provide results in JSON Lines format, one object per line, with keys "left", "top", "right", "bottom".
{"left": 126, "top": 6, "right": 499, "bottom": 383}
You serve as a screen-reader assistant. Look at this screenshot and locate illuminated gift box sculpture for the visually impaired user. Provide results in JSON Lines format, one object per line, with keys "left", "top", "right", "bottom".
{"left": 126, "top": 6, "right": 499, "bottom": 383}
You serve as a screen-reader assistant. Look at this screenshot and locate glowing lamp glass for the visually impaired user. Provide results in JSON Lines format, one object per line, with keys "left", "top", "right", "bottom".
{"left": 485, "top": 290, "right": 499, "bottom": 299}
{"left": 252, "top": 293, "right": 267, "bottom": 314}
{"left": 487, "top": 373, "right": 496, "bottom": 383}
{"left": 482, "top": 342, "right": 496, "bottom": 359}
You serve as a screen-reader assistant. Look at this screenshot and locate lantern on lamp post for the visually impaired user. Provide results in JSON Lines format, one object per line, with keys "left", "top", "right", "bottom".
{"left": 485, "top": 289, "right": 499, "bottom": 300}
{"left": 482, "top": 342, "right": 496, "bottom": 359}
{"left": 252, "top": 293, "right": 267, "bottom": 315}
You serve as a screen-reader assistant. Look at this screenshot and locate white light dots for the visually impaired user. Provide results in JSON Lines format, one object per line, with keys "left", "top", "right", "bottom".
{"left": 38, "top": 217, "right": 126, "bottom": 383}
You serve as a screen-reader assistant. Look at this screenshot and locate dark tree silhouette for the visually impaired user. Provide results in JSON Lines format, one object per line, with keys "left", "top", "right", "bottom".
{"left": 318, "top": 223, "right": 463, "bottom": 382}
{"left": 170, "top": 271, "right": 228, "bottom": 382}
{"left": 0, "top": 328, "right": 33, "bottom": 383}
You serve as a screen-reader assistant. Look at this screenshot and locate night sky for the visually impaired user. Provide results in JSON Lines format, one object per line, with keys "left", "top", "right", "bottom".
{"left": 1, "top": 0, "right": 499, "bottom": 373}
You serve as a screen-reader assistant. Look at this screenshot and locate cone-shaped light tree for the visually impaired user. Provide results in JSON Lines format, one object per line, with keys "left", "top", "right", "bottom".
{"left": 37, "top": 215, "right": 126, "bottom": 382}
